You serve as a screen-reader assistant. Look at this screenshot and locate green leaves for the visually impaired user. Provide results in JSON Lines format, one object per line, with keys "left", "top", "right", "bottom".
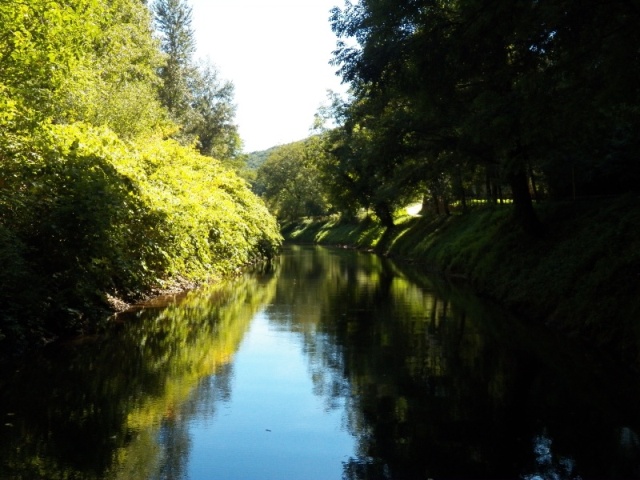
{"left": 255, "top": 138, "right": 332, "bottom": 221}
{"left": 0, "top": 0, "right": 281, "bottom": 349}
{"left": 0, "top": 0, "right": 100, "bottom": 130}
{"left": 0, "top": 121, "right": 281, "bottom": 347}
{"left": 330, "top": 0, "right": 640, "bottom": 228}
{"left": 151, "top": 0, "right": 240, "bottom": 161}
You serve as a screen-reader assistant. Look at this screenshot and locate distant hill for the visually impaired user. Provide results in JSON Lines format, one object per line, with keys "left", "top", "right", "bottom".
{"left": 245, "top": 146, "right": 279, "bottom": 171}
{"left": 245, "top": 137, "right": 314, "bottom": 171}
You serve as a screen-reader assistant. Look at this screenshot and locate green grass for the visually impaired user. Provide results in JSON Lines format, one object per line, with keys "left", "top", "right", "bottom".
{"left": 282, "top": 196, "right": 640, "bottom": 364}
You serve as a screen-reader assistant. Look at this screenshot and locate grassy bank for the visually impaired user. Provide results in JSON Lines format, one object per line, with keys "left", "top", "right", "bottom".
{"left": 282, "top": 195, "right": 640, "bottom": 365}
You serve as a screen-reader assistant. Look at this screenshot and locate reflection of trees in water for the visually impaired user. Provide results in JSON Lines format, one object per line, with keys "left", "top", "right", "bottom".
{"left": 157, "top": 419, "right": 190, "bottom": 480}
{"left": 155, "top": 363, "right": 234, "bottom": 480}
{"left": 0, "top": 271, "right": 276, "bottom": 480}
{"left": 277, "top": 246, "right": 640, "bottom": 479}
{"left": 4, "top": 247, "right": 640, "bottom": 479}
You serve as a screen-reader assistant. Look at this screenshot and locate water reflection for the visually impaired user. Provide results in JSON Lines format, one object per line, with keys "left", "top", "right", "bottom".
{"left": 1, "top": 246, "right": 640, "bottom": 479}
{"left": 274, "top": 246, "right": 640, "bottom": 479}
{"left": 522, "top": 432, "right": 578, "bottom": 480}
{"left": 0, "top": 269, "right": 277, "bottom": 480}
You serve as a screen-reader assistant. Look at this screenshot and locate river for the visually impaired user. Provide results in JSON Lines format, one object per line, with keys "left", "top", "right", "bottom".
{"left": 1, "top": 245, "right": 640, "bottom": 479}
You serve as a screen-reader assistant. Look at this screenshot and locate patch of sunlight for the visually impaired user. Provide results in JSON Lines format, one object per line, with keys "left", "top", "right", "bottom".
{"left": 406, "top": 203, "right": 422, "bottom": 216}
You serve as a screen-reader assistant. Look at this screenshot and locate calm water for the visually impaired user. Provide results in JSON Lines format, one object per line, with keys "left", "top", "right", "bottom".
{"left": 1, "top": 245, "right": 640, "bottom": 479}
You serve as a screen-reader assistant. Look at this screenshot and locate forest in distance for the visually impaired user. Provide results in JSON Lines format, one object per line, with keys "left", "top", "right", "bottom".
{"left": 1, "top": 0, "right": 640, "bottom": 360}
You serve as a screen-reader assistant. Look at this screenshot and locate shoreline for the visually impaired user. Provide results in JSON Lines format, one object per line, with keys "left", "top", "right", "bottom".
{"left": 281, "top": 197, "right": 640, "bottom": 368}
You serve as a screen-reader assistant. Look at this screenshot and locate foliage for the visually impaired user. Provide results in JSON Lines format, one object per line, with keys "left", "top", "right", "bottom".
{"left": 135, "top": 134, "right": 282, "bottom": 276}
{"left": 0, "top": 0, "right": 281, "bottom": 351}
{"left": 153, "top": 0, "right": 196, "bottom": 120}
{"left": 246, "top": 146, "right": 279, "bottom": 170}
{"left": 152, "top": 0, "right": 241, "bottom": 161}
{"left": 57, "top": 0, "right": 168, "bottom": 139}
{"left": 0, "top": 0, "right": 99, "bottom": 130}
{"left": 189, "top": 59, "right": 242, "bottom": 159}
{"left": 322, "top": 100, "right": 417, "bottom": 227}
{"left": 327, "top": 0, "right": 640, "bottom": 231}
{"left": 242, "top": 145, "right": 282, "bottom": 186}
{"left": 255, "top": 137, "right": 333, "bottom": 221}
{"left": 0, "top": 0, "right": 168, "bottom": 139}
{"left": 0, "top": 122, "right": 281, "bottom": 349}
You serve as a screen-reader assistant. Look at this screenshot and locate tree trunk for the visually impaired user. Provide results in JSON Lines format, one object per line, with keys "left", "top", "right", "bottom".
{"left": 420, "top": 194, "right": 430, "bottom": 215}
{"left": 374, "top": 202, "right": 394, "bottom": 229}
{"left": 456, "top": 167, "right": 467, "bottom": 213}
{"left": 506, "top": 168, "right": 541, "bottom": 235}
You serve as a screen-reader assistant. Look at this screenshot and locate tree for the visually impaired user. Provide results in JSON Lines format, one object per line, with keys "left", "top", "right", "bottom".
{"left": 152, "top": 0, "right": 241, "bottom": 160}
{"left": 532, "top": 0, "right": 640, "bottom": 198}
{"left": 0, "top": 0, "right": 101, "bottom": 131}
{"left": 153, "top": 0, "right": 196, "bottom": 122}
{"left": 57, "top": 0, "right": 167, "bottom": 139}
{"left": 330, "top": 0, "right": 543, "bottom": 231}
{"left": 322, "top": 92, "right": 424, "bottom": 227}
{"left": 330, "top": 0, "right": 640, "bottom": 231}
{"left": 256, "top": 139, "right": 331, "bottom": 221}
{"left": 0, "top": 0, "right": 281, "bottom": 350}
{"left": 189, "top": 60, "right": 242, "bottom": 159}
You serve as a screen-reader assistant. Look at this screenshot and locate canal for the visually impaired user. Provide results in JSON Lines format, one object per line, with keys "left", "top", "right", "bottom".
{"left": 1, "top": 245, "right": 640, "bottom": 479}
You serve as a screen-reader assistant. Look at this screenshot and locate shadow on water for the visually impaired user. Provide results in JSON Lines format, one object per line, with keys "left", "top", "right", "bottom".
{"left": 273, "top": 245, "right": 640, "bottom": 479}
{"left": 1, "top": 245, "right": 639, "bottom": 479}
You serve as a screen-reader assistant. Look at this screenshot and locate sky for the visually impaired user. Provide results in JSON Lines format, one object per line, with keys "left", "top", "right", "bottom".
{"left": 189, "top": 0, "right": 349, "bottom": 153}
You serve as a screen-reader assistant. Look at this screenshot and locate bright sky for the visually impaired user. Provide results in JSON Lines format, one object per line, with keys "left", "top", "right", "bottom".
{"left": 190, "top": 0, "right": 348, "bottom": 153}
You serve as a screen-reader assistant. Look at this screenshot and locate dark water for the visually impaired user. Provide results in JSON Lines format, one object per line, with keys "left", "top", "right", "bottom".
{"left": 1, "top": 245, "right": 640, "bottom": 479}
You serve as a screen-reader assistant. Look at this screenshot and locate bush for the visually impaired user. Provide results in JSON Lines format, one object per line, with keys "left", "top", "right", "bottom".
{"left": 0, "top": 123, "right": 281, "bottom": 350}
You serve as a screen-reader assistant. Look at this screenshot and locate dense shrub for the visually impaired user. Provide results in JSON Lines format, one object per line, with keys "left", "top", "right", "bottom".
{"left": 0, "top": 124, "right": 281, "bottom": 349}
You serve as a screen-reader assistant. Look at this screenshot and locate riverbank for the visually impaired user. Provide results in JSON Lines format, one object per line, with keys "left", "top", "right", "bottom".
{"left": 281, "top": 195, "right": 640, "bottom": 366}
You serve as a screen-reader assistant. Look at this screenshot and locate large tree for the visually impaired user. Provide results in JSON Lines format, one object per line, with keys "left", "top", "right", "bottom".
{"left": 330, "top": 0, "right": 640, "bottom": 232}
{"left": 152, "top": 0, "right": 241, "bottom": 159}
{"left": 153, "top": 0, "right": 196, "bottom": 121}
{"left": 256, "top": 138, "right": 331, "bottom": 221}
{"left": 189, "top": 59, "right": 242, "bottom": 159}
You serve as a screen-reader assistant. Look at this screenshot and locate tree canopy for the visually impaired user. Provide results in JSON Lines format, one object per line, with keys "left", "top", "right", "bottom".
{"left": 255, "top": 137, "right": 332, "bottom": 221}
{"left": 153, "top": 0, "right": 241, "bottom": 158}
{"left": 316, "top": 0, "right": 640, "bottom": 231}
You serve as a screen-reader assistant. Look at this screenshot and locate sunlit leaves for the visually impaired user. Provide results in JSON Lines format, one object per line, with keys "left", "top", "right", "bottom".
{"left": 0, "top": 0, "right": 281, "bottom": 348}
{"left": 0, "top": 121, "right": 280, "bottom": 346}
{"left": 0, "top": 0, "right": 100, "bottom": 128}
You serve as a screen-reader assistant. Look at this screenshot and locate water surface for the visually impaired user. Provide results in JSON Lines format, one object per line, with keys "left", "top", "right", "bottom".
{"left": 1, "top": 245, "right": 640, "bottom": 479}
